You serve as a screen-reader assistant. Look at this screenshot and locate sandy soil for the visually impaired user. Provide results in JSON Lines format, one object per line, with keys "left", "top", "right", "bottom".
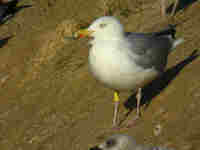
{"left": 0, "top": 0, "right": 200, "bottom": 150}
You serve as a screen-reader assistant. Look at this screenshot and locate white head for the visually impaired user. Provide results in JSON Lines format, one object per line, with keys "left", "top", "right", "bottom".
{"left": 77, "top": 16, "right": 125, "bottom": 40}
{"left": 89, "top": 134, "right": 138, "bottom": 150}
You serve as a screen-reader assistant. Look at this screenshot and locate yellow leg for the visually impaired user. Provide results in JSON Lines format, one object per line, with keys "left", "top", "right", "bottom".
{"left": 113, "top": 91, "right": 120, "bottom": 102}
{"left": 113, "top": 91, "right": 120, "bottom": 126}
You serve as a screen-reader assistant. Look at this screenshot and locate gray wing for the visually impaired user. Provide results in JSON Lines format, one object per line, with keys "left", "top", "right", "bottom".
{"left": 126, "top": 31, "right": 173, "bottom": 72}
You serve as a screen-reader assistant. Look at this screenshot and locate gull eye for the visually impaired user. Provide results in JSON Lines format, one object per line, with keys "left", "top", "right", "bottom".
{"left": 99, "top": 23, "right": 107, "bottom": 28}
{"left": 106, "top": 138, "right": 116, "bottom": 148}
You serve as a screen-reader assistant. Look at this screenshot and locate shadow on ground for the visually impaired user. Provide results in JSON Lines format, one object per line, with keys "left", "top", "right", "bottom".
{"left": 123, "top": 49, "right": 199, "bottom": 119}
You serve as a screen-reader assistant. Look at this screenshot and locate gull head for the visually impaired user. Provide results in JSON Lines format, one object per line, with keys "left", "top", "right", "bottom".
{"left": 89, "top": 134, "right": 137, "bottom": 150}
{"left": 76, "top": 16, "right": 124, "bottom": 40}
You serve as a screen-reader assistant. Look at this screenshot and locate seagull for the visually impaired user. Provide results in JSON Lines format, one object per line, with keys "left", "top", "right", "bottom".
{"left": 76, "top": 16, "right": 184, "bottom": 127}
{"left": 89, "top": 134, "right": 174, "bottom": 150}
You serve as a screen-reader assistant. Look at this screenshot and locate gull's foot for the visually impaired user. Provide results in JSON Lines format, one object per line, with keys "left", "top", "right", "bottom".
{"left": 111, "top": 125, "right": 128, "bottom": 131}
{"left": 110, "top": 116, "right": 140, "bottom": 130}
{"left": 111, "top": 123, "right": 121, "bottom": 130}
{"left": 124, "top": 115, "right": 140, "bottom": 129}
{"left": 111, "top": 122, "right": 127, "bottom": 130}
{"left": 111, "top": 126, "right": 121, "bottom": 130}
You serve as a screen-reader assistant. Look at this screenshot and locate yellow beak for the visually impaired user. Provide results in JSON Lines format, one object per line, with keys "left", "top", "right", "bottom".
{"left": 75, "top": 29, "right": 94, "bottom": 38}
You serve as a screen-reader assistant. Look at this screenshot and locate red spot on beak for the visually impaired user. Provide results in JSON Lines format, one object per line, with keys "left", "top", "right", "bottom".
{"left": 79, "top": 34, "right": 85, "bottom": 38}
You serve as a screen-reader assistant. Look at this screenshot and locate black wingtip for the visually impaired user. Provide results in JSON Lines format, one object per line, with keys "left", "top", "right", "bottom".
{"left": 154, "top": 24, "right": 178, "bottom": 39}
{"left": 167, "top": 24, "right": 177, "bottom": 38}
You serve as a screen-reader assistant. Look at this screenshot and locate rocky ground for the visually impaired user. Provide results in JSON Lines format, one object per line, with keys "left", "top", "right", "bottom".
{"left": 0, "top": 0, "right": 200, "bottom": 150}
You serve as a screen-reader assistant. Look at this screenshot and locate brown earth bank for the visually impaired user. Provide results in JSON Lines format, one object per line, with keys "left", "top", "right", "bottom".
{"left": 0, "top": 0, "right": 200, "bottom": 150}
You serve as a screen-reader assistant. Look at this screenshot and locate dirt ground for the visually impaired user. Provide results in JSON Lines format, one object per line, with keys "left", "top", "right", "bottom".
{"left": 0, "top": 0, "right": 200, "bottom": 150}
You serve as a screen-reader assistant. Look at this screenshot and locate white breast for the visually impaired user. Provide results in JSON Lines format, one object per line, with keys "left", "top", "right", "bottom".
{"left": 88, "top": 40, "right": 159, "bottom": 91}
